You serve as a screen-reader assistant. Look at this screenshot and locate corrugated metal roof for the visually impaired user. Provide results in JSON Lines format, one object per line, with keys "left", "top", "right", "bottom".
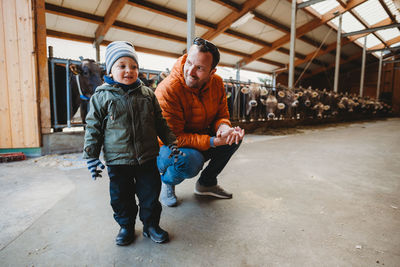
{"left": 377, "top": 28, "right": 400, "bottom": 41}
{"left": 330, "top": 11, "right": 366, "bottom": 33}
{"left": 383, "top": 0, "right": 400, "bottom": 22}
{"left": 354, "top": 0, "right": 388, "bottom": 26}
{"left": 44, "top": 0, "right": 400, "bottom": 81}
{"left": 304, "top": 0, "right": 340, "bottom": 15}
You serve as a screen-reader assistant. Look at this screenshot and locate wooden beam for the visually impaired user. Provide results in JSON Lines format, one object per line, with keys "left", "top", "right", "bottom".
{"left": 46, "top": 29, "right": 285, "bottom": 69}
{"left": 46, "top": 29, "right": 278, "bottom": 75}
{"left": 46, "top": 30, "right": 183, "bottom": 58}
{"left": 127, "top": 0, "right": 216, "bottom": 29}
{"left": 129, "top": 0, "right": 296, "bottom": 55}
{"left": 252, "top": 10, "right": 327, "bottom": 49}
{"left": 368, "top": 35, "right": 400, "bottom": 51}
{"left": 378, "top": 0, "right": 397, "bottom": 22}
{"left": 94, "top": 0, "right": 127, "bottom": 45}
{"left": 126, "top": 0, "right": 316, "bottom": 62}
{"left": 45, "top": 3, "right": 103, "bottom": 24}
{"left": 238, "top": 0, "right": 368, "bottom": 67}
{"left": 224, "top": 28, "right": 311, "bottom": 61}
{"left": 210, "top": 1, "right": 327, "bottom": 50}
{"left": 349, "top": 9, "right": 387, "bottom": 46}
{"left": 45, "top": 4, "right": 289, "bottom": 68}
{"left": 277, "top": 18, "right": 391, "bottom": 74}
{"left": 201, "top": 0, "right": 265, "bottom": 41}
{"left": 211, "top": 0, "right": 241, "bottom": 12}
{"left": 303, "top": 52, "right": 363, "bottom": 78}
{"left": 35, "top": 0, "right": 51, "bottom": 135}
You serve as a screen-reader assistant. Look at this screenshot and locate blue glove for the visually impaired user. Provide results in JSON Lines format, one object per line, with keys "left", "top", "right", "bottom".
{"left": 87, "top": 158, "right": 105, "bottom": 180}
{"left": 168, "top": 144, "right": 185, "bottom": 163}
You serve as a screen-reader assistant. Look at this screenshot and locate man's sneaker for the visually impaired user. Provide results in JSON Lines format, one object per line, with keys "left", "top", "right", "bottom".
{"left": 160, "top": 183, "right": 177, "bottom": 207}
{"left": 194, "top": 180, "right": 233, "bottom": 199}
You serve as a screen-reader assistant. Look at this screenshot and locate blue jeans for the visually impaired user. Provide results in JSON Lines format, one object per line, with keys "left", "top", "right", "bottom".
{"left": 157, "top": 142, "right": 241, "bottom": 187}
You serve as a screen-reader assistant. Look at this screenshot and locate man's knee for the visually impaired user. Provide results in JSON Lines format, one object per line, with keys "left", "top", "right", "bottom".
{"left": 174, "top": 148, "right": 205, "bottom": 178}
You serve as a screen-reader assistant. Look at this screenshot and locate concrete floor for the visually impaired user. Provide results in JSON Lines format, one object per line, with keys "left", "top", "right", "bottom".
{"left": 0, "top": 118, "right": 399, "bottom": 267}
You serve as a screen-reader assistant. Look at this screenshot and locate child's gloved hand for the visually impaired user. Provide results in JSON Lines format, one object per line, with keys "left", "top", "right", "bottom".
{"left": 168, "top": 144, "right": 185, "bottom": 163}
{"left": 86, "top": 158, "right": 105, "bottom": 180}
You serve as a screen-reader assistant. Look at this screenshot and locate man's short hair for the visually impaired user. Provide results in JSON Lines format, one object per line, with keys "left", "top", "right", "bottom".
{"left": 193, "top": 37, "right": 220, "bottom": 70}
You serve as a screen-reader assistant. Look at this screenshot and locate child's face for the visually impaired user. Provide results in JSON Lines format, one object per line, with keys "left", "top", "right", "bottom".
{"left": 110, "top": 57, "right": 138, "bottom": 85}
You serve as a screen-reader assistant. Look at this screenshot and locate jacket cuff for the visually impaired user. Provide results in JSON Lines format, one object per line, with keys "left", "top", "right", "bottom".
{"left": 210, "top": 137, "right": 216, "bottom": 148}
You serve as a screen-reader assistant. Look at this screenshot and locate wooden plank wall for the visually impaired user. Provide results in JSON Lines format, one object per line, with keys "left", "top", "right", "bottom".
{"left": 0, "top": 0, "right": 40, "bottom": 148}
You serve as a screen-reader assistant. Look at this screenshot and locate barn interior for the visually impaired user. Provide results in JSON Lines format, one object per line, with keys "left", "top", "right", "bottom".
{"left": 0, "top": 0, "right": 400, "bottom": 266}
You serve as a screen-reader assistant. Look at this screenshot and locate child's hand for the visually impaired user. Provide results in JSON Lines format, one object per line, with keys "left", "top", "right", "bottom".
{"left": 167, "top": 144, "right": 185, "bottom": 163}
{"left": 87, "top": 158, "right": 105, "bottom": 180}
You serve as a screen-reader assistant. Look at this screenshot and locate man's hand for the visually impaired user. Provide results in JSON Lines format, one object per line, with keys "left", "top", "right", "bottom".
{"left": 225, "top": 126, "right": 245, "bottom": 145}
{"left": 87, "top": 158, "right": 105, "bottom": 180}
{"left": 214, "top": 125, "right": 245, "bottom": 146}
{"left": 168, "top": 144, "right": 185, "bottom": 162}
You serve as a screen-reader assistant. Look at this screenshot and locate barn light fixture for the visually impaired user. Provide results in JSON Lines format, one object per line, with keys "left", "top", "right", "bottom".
{"left": 231, "top": 12, "right": 254, "bottom": 28}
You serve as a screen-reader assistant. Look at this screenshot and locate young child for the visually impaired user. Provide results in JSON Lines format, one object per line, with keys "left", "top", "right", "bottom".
{"left": 83, "top": 41, "right": 182, "bottom": 246}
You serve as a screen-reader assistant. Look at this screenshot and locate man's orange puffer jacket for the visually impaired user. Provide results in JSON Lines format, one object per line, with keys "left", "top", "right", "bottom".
{"left": 155, "top": 54, "right": 231, "bottom": 151}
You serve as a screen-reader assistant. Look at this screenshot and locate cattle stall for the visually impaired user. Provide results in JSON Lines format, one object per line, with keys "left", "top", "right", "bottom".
{"left": 48, "top": 57, "right": 163, "bottom": 131}
{"left": 223, "top": 80, "right": 393, "bottom": 126}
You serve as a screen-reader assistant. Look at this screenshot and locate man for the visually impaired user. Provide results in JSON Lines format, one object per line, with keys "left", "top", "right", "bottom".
{"left": 155, "top": 37, "right": 245, "bottom": 207}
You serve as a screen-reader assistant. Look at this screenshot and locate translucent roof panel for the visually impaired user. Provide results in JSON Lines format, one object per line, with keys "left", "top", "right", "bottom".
{"left": 383, "top": 0, "right": 400, "bottom": 23}
{"left": 376, "top": 28, "right": 400, "bottom": 41}
{"left": 302, "top": 0, "right": 340, "bottom": 15}
{"left": 330, "top": 11, "right": 366, "bottom": 33}
{"left": 354, "top": 34, "right": 382, "bottom": 48}
{"left": 390, "top": 42, "right": 400, "bottom": 47}
{"left": 353, "top": 0, "right": 388, "bottom": 26}
{"left": 366, "top": 34, "right": 383, "bottom": 48}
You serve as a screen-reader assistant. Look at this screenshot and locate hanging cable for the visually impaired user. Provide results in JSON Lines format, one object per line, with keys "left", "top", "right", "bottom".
{"left": 294, "top": 27, "right": 334, "bottom": 87}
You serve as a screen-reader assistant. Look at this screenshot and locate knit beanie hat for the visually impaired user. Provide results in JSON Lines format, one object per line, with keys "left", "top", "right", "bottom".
{"left": 105, "top": 41, "right": 139, "bottom": 75}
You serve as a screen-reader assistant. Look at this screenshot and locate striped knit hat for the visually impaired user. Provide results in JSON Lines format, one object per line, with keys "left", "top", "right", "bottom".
{"left": 105, "top": 41, "right": 139, "bottom": 75}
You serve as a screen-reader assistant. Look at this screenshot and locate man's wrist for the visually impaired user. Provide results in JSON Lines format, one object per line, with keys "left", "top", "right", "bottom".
{"left": 210, "top": 137, "right": 216, "bottom": 148}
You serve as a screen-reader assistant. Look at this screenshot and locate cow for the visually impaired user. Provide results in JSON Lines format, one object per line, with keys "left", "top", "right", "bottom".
{"left": 260, "top": 92, "right": 282, "bottom": 120}
{"left": 297, "top": 86, "right": 319, "bottom": 119}
{"left": 275, "top": 84, "right": 299, "bottom": 119}
{"left": 337, "top": 94, "right": 356, "bottom": 115}
{"left": 240, "top": 83, "right": 268, "bottom": 121}
{"left": 49, "top": 58, "right": 103, "bottom": 130}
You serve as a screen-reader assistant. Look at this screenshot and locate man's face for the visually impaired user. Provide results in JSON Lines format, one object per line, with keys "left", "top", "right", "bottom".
{"left": 183, "top": 45, "right": 216, "bottom": 89}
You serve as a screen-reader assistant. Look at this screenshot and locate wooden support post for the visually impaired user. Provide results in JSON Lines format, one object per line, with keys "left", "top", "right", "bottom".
{"left": 35, "top": 0, "right": 51, "bottom": 136}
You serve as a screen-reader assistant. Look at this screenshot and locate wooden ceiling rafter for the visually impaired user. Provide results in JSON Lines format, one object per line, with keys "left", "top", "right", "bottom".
{"left": 368, "top": 35, "right": 400, "bottom": 50}
{"left": 211, "top": 0, "right": 328, "bottom": 49}
{"left": 127, "top": 0, "right": 216, "bottom": 29}
{"left": 48, "top": 28, "right": 275, "bottom": 75}
{"left": 237, "top": 0, "right": 368, "bottom": 67}
{"left": 201, "top": 0, "right": 265, "bottom": 40}
{"left": 303, "top": 51, "right": 363, "bottom": 78}
{"left": 278, "top": 17, "right": 392, "bottom": 74}
{"left": 94, "top": 0, "right": 128, "bottom": 45}
{"left": 348, "top": 9, "right": 388, "bottom": 46}
{"left": 47, "top": 29, "right": 183, "bottom": 58}
{"left": 378, "top": 0, "right": 400, "bottom": 36}
{"left": 126, "top": 0, "right": 311, "bottom": 61}
{"left": 45, "top": 4, "right": 287, "bottom": 68}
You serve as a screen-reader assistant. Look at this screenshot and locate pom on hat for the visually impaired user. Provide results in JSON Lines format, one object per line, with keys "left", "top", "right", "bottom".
{"left": 105, "top": 41, "right": 139, "bottom": 75}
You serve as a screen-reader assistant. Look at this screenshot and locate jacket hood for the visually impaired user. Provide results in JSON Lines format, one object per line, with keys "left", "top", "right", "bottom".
{"left": 170, "top": 54, "right": 220, "bottom": 94}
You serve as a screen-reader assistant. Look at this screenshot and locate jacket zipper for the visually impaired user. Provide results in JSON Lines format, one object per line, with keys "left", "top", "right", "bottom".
{"left": 126, "top": 93, "right": 139, "bottom": 164}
